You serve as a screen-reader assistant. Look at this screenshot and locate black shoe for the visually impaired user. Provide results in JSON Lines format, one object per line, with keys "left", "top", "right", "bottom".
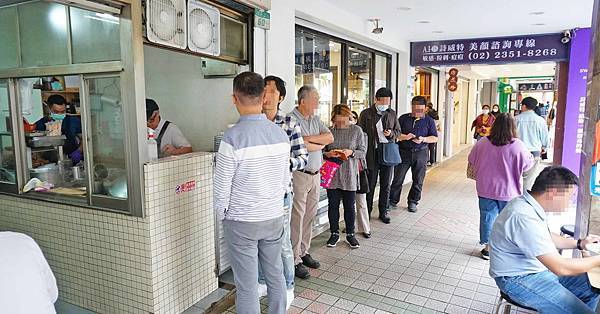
{"left": 390, "top": 203, "right": 398, "bottom": 209}
{"left": 295, "top": 263, "right": 310, "bottom": 279}
{"left": 481, "top": 248, "right": 490, "bottom": 260}
{"left": 362, "top": 232, "right": 372, "bottom": 238}
{"left": 379, "top": 212, "right": 391, "bottom": 224}
{"left": 301, "top": 253, "right": 321, "bottom": 269}
{"left": 408, "top": 203, "right": 417, "bottom": 213}
{"left": 327, "top": 233, "right": 340, "bottom": 247}
{"left": 347, "top": 234, "right": 360, "bottom": 249}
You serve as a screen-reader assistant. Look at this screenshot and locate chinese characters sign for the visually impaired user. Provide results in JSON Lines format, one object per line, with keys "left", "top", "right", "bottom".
{"left": 175, "top": 180, "right": 196, "bottom": 195}
{"left": 518, "top": 82, "right": 555, "bottom": 91}
{"left": 562, "top": 28, "right": 591, "bottom": 176}
{"left": 410, "top": 33, "right": 568, "bottom": 66}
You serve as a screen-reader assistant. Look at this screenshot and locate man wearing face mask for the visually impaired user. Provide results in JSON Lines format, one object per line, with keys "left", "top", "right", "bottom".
{"left": 389, "top": 96, "right": 438, "bottom": 213}
{"left": 35, "top": 95, "right": 82, "bottom": 162}
{"left": 357, "top": 88, "right": 401, "bottom": 224}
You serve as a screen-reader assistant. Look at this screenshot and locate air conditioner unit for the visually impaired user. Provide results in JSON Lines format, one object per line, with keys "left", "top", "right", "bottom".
{"left": 187, "top": 0, "right": 220, "bottom": 56}
{"left": 145, "top": 0, "right": 187, "bottom": 49}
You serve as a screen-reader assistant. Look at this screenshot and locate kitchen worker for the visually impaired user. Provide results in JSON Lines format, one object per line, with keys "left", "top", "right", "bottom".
{"left": 0, "top": 231, "right": 59, "bottom": 314}
{"left": 35, "top": 94, "right": 83, "bottom": 163}
{"left": 146, "top": 99, "right": 192, "bottom": 157}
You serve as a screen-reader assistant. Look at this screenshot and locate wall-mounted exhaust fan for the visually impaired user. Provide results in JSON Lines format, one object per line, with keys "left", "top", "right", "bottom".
{"left": 146, "top": 0, "right": 187, "bottom": 49}
{"left": 187, "top": 0, "right": 220, "bottom": 56}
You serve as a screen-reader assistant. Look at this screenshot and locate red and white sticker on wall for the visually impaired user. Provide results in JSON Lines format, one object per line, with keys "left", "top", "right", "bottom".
{"left": 176, "top": 180, "right": 196, "bottom": 195}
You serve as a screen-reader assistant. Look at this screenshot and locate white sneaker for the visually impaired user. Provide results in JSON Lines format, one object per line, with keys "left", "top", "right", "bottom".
{"left": 257, "top": 283, "right": 268, "bottom": 298}
{"left": 286, "top": 288, "right": 295, "bottom": 310}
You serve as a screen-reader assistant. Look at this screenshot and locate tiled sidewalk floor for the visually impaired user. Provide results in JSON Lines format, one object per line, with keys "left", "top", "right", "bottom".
{"left": 226, "top": 149, "right": 534, "bottom": 314}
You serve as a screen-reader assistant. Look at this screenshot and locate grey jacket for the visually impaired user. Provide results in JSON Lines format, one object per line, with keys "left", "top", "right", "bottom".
{"left": 357, "top": 106, "right": 402, "bottom": 170}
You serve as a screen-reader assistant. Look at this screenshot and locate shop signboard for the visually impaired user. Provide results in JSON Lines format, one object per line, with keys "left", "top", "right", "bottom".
{"left": 518, "top": 82, "right": 555, "bottom": 91}
{"left": 562, "top": 28, "right": 591, "bottom": 176}
{"left": 410, "top": 33, "right": 569, "bottom": 66}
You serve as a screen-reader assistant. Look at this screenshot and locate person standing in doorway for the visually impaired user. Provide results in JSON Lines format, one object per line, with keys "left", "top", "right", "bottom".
{"left": 257, "top": 75, "right": 308, "bottom": 309}
{"left": 491, "top": 104, "right": 501, "bottom": 118}
{"left": 352, "top": 111, "right": 371, "bottom": 238}
{"left": 389, "top": 96, "right": 438, "bottom": 213}
{"left": 357, "top": 88, "right": 401, "bottom": 224}
{"left": 468, "top": 113, "right": 534, "bottom": 260}
{"left": 323, "top": 105, "right": 366, "bottom": 249}
{"left": 214, "top": 72, "right": 290, "bottom": 314}
{"left": 471, "top": 104, "right": 495, "bottom": 141}
{"left": 288, "top": 85, "right": 334, "bottom": 279}
{"left": 516, "top": 97, "right": 549, "bottom": 191}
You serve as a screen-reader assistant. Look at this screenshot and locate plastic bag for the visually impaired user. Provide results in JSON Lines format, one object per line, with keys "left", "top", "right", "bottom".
{"left": 320, "top": 158, "right": 343, "bottom": 189}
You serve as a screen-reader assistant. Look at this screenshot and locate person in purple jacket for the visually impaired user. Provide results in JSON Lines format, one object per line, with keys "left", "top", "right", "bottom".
{"left": 468, "top": 113, "right": 535, "bottom": 260}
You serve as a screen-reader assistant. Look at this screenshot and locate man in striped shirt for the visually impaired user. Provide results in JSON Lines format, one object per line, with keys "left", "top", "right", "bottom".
{"left": 257, "top": 75, "right": 308, "bottom": 308}
{"left": 214, "top": 72, "right": 290, "bottom": 313}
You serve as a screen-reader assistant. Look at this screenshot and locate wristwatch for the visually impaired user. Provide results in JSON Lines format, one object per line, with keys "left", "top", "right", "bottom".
{"left": 577, "top": 239, "right": 584, "bottom": 250}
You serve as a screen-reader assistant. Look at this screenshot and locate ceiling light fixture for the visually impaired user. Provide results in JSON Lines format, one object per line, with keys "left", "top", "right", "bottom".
{"left": 417, "top": 20, "right": 431, "bottom": 24}
{"left": 530, "top": 11, "right": 545, "bottom": 15}
{"left": 397, "top": 6, "right": 412, "bottom": 11}
{"left": 532, "top": 23, "right": 546, "bottom": 26}
{"left": 432, "top": 31, "right": 444, "bottom": 34}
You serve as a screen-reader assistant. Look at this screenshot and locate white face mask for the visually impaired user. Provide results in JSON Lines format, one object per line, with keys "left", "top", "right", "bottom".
{"left": 492, "top": 108, "right": 499, "bottom": 112}
{"left": 376, "top": 105, "right": 388, "bottom": 112}
{"left": 482, "top": 109, "right": 490, "bottom": 115}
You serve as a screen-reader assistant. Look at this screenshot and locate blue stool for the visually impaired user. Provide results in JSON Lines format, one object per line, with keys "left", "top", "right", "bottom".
{"left": 494, "top": 291, "right": 537, "bottom": 314}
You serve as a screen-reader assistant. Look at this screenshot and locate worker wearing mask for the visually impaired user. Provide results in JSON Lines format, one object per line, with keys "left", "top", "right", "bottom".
{"left": 146, "top": 99, "right": 192, "bottom": 158}
{"left": 35, "top": 95, "right": 83, "bottom": 163}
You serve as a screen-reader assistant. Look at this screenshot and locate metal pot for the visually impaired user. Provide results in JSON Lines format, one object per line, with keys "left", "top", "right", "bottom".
{"left": 30, "top": 164, "right": 61, "bottom": 185}
{"left": 72, "top": 165, "right": 85, "bottom": 181}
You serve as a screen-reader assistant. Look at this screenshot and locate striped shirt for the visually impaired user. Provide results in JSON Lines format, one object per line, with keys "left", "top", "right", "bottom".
{"left": 273, "top": 110, "right": 308, "bottom": 193}
{"left": 214, "top": 114, "right": 291, "bottom": 222}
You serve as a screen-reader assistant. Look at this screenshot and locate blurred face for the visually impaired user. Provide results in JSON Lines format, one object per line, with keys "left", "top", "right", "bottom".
{"left": 147, "top": 111, "right": 160, "bottom": 129}
{"left": 301, "top": 90, "right": 320, "bottom": 113}
{"left": 376, "top": 97, "right": 391, "bottom": 106}
{"left": 412, "top": 103, "right": 426, "bottom": 118}
{"left": 492, "top": 105, "right": 499, "bottom": 112}
{"left": 333, "top": 114, "right": 351, "bottom": 128}
{"left": 263, "top": 81, "right": 282, "bottom": 111}
{"left": 50, "top": 103, "right": 66, "bottom": 114}
{"left": 542, "top": 186, "right": 577, "bottom": 213}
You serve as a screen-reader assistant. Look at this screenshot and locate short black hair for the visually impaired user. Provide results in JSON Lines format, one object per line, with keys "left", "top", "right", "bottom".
{"left": 411, "top": 96, "right": 427, "bottom": 106}
{"left": 146, "top": 98, "right": 160, "bottom": 120}
{"left": 521, "top": 97, "right": 538, "bottom": 110}
{"left": 47, "top": 95, "right": 67, "bottom": 107}
{"left": 351, "top": 110, "right": 359, "bottom": 121}
{"left": 233, "top": 71, "right": 265, "bottom": 99}
{"left": 375, "top": 87, "right": 393, "bottom": 99}
{"left": 531, "top": 166, "right": 579, "bottom": 194}
{"left": 264, "top": 75, "right": 286, "bottom": 99}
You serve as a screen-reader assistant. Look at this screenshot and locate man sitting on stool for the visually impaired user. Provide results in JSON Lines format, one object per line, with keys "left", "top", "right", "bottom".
{"left": 490, "top": 166, "right": 600, "bottom": 313}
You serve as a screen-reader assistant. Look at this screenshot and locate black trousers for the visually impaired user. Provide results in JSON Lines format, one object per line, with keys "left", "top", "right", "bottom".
{"left": 327, "top": 189, "right": 356, "bottom": 235}
{"left": 366, "top": 160, "right": 393, "bottom": 217}
{"left": 389, "top": 148, "right": 429, "bottom": 206}
{"left": 428, "top": 143, "right": 437, "bottom": 164}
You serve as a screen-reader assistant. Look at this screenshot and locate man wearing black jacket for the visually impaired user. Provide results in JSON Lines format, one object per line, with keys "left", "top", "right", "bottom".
{"left": 357, "top": 88, "right": 401, "bottom": 224}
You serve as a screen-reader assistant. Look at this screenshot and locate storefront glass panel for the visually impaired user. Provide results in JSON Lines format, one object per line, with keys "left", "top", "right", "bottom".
{"left": 0, "top": 80, "right": 16, "bottom": 184}
{"left": 86, "top": 76, "right": 127, "bottom": 199}
{"left": 294, "top": 29, "right": 342, "bottom": 124}
{"left": 70, "top": 7, "right": 121, "bottom": 63}
{"left": 375, "top": 54, "right": 388, "bottom": 91}
{"left": 347, "top": 46, "right": 371, "bottom": 114}
{"left": 18, "top": 1, "right": 70, "bottom": 67}
{"left": 0, "top": 6, "right": 19, "bottom": 70}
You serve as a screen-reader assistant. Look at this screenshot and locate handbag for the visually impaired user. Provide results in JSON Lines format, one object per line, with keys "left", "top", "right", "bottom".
{"left": 320, "top": 158, "right": 343, "bottom": 189}
{"left": 378, "top": 142, "right": 401, "bottom": 167}
{"left": 467, "top": 163, "right": 476, "bottom": 180}
{"left": 357, "top": 161, "right": 370, "bottom": 194}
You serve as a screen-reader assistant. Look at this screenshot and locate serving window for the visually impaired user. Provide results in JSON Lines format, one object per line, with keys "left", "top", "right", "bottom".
{"left": 0, "top": 0, "right": 138, "bottom": 215}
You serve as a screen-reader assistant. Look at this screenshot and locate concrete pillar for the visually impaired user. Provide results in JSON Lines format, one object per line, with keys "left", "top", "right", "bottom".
{"left": 576, "top": 0, "right": 600, "bottom": 238}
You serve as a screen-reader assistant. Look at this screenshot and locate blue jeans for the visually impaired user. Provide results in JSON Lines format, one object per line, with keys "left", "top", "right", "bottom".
{"left": 258, "top": 193, "right": 294, "bottom": 289}
{"left": 478, "top": 197, "right": 508, "bottom": 245}
{"left": 495, "top": 271, "right": 599, "bottom": 313}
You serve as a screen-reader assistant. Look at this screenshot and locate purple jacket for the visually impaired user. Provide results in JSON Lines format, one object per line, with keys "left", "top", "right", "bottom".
{"left": 468, "top": 137, "right": 534, "bottom": 201}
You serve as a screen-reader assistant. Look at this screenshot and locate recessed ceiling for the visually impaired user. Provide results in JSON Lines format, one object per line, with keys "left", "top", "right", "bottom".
{"left": 326, "top": 0, "right": 593, "bottom": 42}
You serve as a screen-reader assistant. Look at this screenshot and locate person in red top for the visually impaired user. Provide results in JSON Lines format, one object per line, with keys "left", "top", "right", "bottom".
{"left": 471, "top": 104, "right": 496, "bottom": 140}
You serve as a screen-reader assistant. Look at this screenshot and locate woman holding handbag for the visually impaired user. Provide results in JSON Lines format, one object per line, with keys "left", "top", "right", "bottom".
{"left": 467, "top": 113, "right": 534, "bottom": 260}
{"left": 352, "top": 111, "right": 371, "bottom": 238}
{"left": 323, "top": 105, "right": 366, "bottom": 249}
